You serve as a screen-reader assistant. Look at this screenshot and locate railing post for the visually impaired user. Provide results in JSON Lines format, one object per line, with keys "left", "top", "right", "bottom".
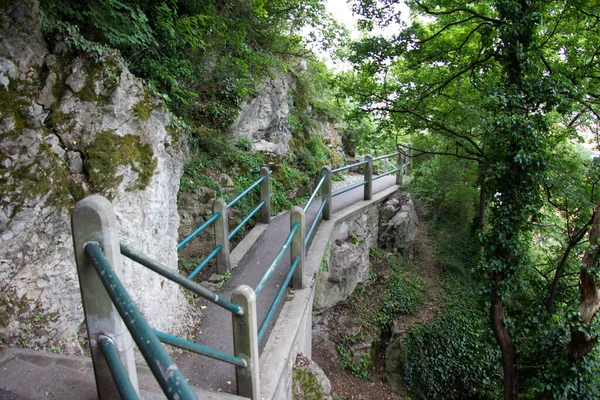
{"left": 322, "top": 165, "right": 332, "bottom": 220}
{"left": 71, "top": 195, "right": 139, "bottom": 399}
{"left": 232, "top": 285, "right": 260, "bottom": 399}
{"left": 290, "top": 206, "right": 305, "bottom": 289}
{"left": 364, "top": 154, "right": 373, "bottom": 201}
{"left": 214, "top": 198, "right": 231, "bottom": 274}
{"left": 407, "top": 143, "right": 413, "bottom": 174}
{"left": 260, "top": 166, "right": 271, "bottom": 224}
{"left": 396, "top": 152, "right": 404, "bottom": 185}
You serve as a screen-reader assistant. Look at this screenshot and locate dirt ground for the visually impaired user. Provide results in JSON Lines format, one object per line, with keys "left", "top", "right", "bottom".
{"left": 311, "top": 202, "right": 443, "bottom": 400}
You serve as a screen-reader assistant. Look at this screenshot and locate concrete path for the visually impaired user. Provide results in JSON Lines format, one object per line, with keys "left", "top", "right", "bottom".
{"left": 0, "top": 348, "right": 240, "bottom": 400}
{"left": 176, "top": 174, "right": 397, "bottom": 394}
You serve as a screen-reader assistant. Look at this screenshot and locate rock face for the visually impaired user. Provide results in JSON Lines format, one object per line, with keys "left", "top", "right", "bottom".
{"left": 313, "top": 192, "right": 418, "bottom": 312}
{"left": 0, "top": 0, "right": 192, "bottom": 353}
{"left": 378, "top": 192, "right": 419, "bottom": 258}
{"left": 229, "top": 70, "right": 294, "bottom": 157}
{"left": 313, "top": 207, "right": 379, "bottom": 312}
{"left": 292, "top": 354, "right": 332, "bottom": 400}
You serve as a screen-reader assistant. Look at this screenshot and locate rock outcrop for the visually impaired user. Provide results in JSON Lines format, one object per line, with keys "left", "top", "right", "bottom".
{"left": 229, "top": 70, "right": 294, "bottom": 157}
{"left": 313, "top": 207, "right": 379, "bottom": 312}
{"left": 293, "top": 354, "right": 332, "bottom": 400}
{"left": 0, "top": 0, "right": 192, "bottom": 353}
{"left": 313, "top": 192, "right": 418, "bottom": 312}
{"left": 378, "top": 192, "right": 419, "bottom": 258}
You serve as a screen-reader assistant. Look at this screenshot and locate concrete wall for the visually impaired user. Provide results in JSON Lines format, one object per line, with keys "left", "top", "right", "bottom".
{"left": 259, "top": 184, "right": 400, "bottom": 399}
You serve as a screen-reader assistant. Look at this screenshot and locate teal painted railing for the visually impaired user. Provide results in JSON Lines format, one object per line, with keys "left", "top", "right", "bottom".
{"left": 83, "top": 242, "right": 199, "bottom": 400}
{"left": 177, "top": 166, "right": 271, "bottom": 277}
{"left": 72, "top": 195, "right": 260, "bottom": 399}
{"left": 72, "top": 146, "right": 411, "bottom": 400}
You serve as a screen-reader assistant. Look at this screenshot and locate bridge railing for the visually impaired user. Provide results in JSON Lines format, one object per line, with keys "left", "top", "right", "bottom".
{"left": 177, "top": 166, "right": 271, "bottom": 277}
{"left": 72, "top": 195, "right": 260, "bottom": 399}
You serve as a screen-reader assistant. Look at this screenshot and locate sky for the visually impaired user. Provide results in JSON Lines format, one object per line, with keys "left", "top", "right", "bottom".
{"left": 319, "top": 0, "right": 410, "bottom": 69}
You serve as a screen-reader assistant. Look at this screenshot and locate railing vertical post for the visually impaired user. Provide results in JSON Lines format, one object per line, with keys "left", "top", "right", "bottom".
{"left": 396, "top": 152, "right": 404, "bottom": 185}
{"left": 322, "top": 165, "right": 332, "bottom": 220}
{"left": 260, "top": 166, "right": 271, "bottom": 224}
{"left": 232, "top": 285, "right": 260, "bottom": 399}
{"left": 407, "top": 143, "right": 413, "bottom": 174}
{"left": 290, "top": 206, "right": 305, "bottom": 289}
{"left": 214, "top": 198, "right": 231, "bottom": 274}
{"left": 71, "top": 195, "right": 139, "bottom": 399}
{"left": 364, "top": 154, "right": 373, "bottom": 200}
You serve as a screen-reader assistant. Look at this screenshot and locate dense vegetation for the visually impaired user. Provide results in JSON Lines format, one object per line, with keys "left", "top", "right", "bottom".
{"left": 342, "top": 0, "right": 600, "bottom": 398}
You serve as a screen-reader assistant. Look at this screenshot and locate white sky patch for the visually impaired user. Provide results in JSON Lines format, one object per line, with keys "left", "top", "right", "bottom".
{"left": 317, "top": 0, "right": 411, "bottom": 70}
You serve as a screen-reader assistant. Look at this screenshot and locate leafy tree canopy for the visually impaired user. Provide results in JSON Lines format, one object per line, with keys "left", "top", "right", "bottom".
{"left": 343, "top": 0, "right": 600, "bottom": 398}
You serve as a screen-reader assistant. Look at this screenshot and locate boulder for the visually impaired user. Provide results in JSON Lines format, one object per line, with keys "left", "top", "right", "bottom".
{"left": 313, "top": 240, "right": 370, "bottom": 312}
{"left": 378, "top": 192, "right": 418, "bottom": 258}
{"left": 293, "top": 354, "right": 332, "bottom": 400}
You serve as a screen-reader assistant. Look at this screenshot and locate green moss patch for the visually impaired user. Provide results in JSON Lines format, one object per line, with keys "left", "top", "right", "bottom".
{"left": 85, "top": 131, "right": 157, "bottom": 195}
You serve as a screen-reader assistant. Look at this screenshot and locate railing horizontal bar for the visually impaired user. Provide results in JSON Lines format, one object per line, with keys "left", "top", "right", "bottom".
{"left": 177, "top": 213, "right": 220, "bottom": 251}
{"left": 120, "top": 243, "right": 243, "bottom": 316}
{"left": 258, "top": 256, "right": 299, "bottom": 343}
{"left": 254, "top": 222, "right": 299, "bottom": 295}
{"left": 372, "top": 152, "right": 398, "bottom": 161}
{"left": 84, "top": 243, "right": 198, "bottom": 400}
{"left": 98, "top": 335, "right": 140, "bottom": 400}
{"left": 332, "top": 180, "right": 368, "bottom": 197}
{"left": 373, "top": 168, "right": 400, "bottom": 181}
{"left": 331, "top": 160, "right": 368, "bottom": 174}
{"left": 305, "top": 198, "right": 327, "bottom": 247}
{"left": 228, "top": 200, "right": 266, "bottom": 240}
{"left": 387, "top": 160, "right": 397, "bottom": 169}
{"left": 187, "top": 245, "right": 222, "bottom": 280}
{"left": 303, "top": 173, "right": 327, "bottom": 213}
{"left": 227, "top": 176, "right": 265, "bottom": 210}
{"left": 154, "top": 330, "right": 247, "bottom": 368}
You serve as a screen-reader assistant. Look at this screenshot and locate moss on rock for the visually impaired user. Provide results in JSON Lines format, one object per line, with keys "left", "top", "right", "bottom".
{"left": 85, "top": 130, "right": 157, "bottom": 195}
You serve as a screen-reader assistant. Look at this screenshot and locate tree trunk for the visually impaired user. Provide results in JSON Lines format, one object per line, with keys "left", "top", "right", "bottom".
{"left": 568, "top": 200, "right": 600, "bottom": 360}
{"left": 491, "top": 272, "right": 518, "bottom": 400}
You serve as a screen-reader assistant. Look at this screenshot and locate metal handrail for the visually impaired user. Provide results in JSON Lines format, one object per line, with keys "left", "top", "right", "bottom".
{"left": 187, "top": 245, "right": 222, "bottom": 279}
{"left": 372, "top": 152, "right": 398, "bottom": 161}
{"left": 305, "top": 198, "right": 327, "bottom": 246}
{"left": 227, "top": 176, "right": 265, "bottom": 210}
{"left": 120, "top": 243, "right": 243, "bottom": 316}
{"left": 98, "top": 335, "right": 140, "bottom": 400}
{"left": 257, "top": 256, "right": 299, "bottom": 343}
{"left": 84, "top": 243, "right": 199, "bottom": 400}
{"left": 154, "top": 330, "right": 247, "bottom": 368}
{"left": 254, "top": 222, "right": 300, "bottom": 295}
{"left": 229, "top": 200, "right": 266, "bottom": 240}
{"left": 332, "top": 180, "right": 368, "bottom": 197}
{"left": 304, "top": 173, "right": 327, "bottom": 213}
{"left": 331, "top": 159, "right": 368, "bottom": 174}
{"left": 373, "top": 168, "right": 400, "bottom": 181}
{"left": 177, "top": 213, "right": 220, "bottom": 251}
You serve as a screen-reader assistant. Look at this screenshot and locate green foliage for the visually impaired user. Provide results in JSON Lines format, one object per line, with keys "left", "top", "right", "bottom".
{"left": 333, "top": 249, "right": 424, "bottom": 379}
{"left": 346, "top": 0, "right": 600, "bottom": 396}
{"left": 39, "top": 0, "right": 345, "bottom": 131}
{"left": 403, "top": 277, "right": 501, "bottom": 399}
{"left": 336, "top": 332, "right": 373, "bottom": 379}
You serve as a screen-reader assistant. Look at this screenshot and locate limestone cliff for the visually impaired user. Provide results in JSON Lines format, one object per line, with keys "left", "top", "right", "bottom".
{"left": 0, "top": 0, "right": 192, "bottom": 353}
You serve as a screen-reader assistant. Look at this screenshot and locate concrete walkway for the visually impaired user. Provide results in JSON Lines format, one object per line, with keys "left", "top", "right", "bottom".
{"left": 176, "top": 174, "right": 397, "bottom": 394}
